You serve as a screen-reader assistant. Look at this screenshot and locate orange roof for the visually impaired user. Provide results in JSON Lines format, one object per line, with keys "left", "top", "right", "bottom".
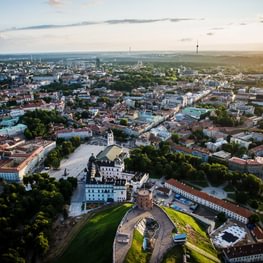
{"left": 166, "top": 178, "right": 253, "bottom": 219}
{"left": 173, "top": 144, "right": 192, "bottom": 154}
{"left": 229, "top": 157, "right": 247, "bottom": 165}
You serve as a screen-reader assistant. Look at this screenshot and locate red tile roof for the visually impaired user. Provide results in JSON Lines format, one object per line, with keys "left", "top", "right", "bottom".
{"left": 172, "top": 144, "right": 192, "bottom": 154}
{"left": 166, "top": 178, "right": 253, "bottom": 219}
{"left": 223, "top": 243, "right": 263, "bottom": 259}
{"left": 228, "top": 157, "right": 247, "bottom": 165}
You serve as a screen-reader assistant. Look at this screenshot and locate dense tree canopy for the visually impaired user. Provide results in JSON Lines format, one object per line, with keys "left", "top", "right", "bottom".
{"left": 0, "top": 173, "right": 77, "bottom": 263}
{"left": 45, "top": 137, "right": 81, "bottom": 169}
{"left": 125, "top": 144, "right": 263, "bottom": 204}
{"left": 210, "top": 107, "right": 241, "bottom": 127}
{"left": 21, "top": 109, "right": 66, "bottom": 139}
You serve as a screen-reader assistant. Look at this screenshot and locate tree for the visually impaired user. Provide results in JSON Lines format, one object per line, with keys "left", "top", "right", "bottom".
{"left": 250, "top": 200, "right": 259, "bottom": 209}
{"left": 1, "top": 249, "right": 25, "bottom": 263}
{"left": 217, "top": 212, "right": 227, "bottom": 223}
{"left": 222, "top": 142, "right": 246, "bottom": 157}
{"left": 249, "top": 214, "right": 260, "bottom": 224}
{"left": 70, "top": 136, "right": 81, "bottom": 148}
{"left": 24, "top": 128, "right": 33, "bottom": 139}
{"left": 51, "top": 158, "right": 60, "bottom": 169}
{"left": 235, "top": 191, "right": 248, "bottom": 204}
{"left": 171, "top": 133, "right": 180, "bottom": 143}
{"left": 120, "top": 118, "right": 128, "bottom": 126}
{"left": 81, "top": 111, "right": 91, "bottom": 119}
{"left": 61, "top": 141, "right": 74, "bottom": 156}
{"left": 35, "top": 232, "right": 49, "bottom": 255}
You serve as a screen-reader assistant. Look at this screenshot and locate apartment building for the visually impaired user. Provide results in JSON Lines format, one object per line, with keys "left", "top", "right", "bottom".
{"left": 223, "top": 243, "right": 263, "bottom": 263}
{"left": 165, "top": 179, "right": 252, "bottom": 224}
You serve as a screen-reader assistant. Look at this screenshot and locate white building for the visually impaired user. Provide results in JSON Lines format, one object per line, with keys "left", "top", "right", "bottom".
{"left": 107, "top": 129, "right": 114, "bottom": 146}
{"left": 165, "top": 179, "right": 252, "bottom": 224}
{"left": 223, "top": 243, "right": 263, "bottom": 263}
{"left": 85, "top": 144, "right": 148, "bottom": 202}
{"left": 57, "top": 128, "right": 92, "bottom": 139}
{"left": 10, "top": 109, "right": 25, "bottom": 118}
{"left": 86, "top": 179, "right": 127, "bottom": 202}
{"left": 206, "top": 139, "right": 228, "bottom": 152}
{"left": 0, "top": 124, "right": 27, "bottom": 137}
{"left": 0, "top": 141, "right": 56, "bottom": 181}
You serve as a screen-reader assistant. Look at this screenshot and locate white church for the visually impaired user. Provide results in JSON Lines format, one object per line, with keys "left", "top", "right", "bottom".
{"left": 85, "top": 130, "right": 148, "bottom": 203}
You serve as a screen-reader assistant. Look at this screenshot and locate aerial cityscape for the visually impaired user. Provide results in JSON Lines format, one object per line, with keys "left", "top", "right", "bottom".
{"left": 0, "top": 1, "right": 263, "bottom": 263}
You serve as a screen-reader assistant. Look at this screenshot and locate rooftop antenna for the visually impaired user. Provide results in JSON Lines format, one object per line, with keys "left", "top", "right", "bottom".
{"left": 196, "top": 40, "right": 199, "bottom": 54}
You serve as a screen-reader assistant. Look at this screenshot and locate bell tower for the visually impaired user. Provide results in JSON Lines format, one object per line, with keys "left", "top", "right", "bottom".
{"left": 107, "top": 129, "right": 114, "bottom": 146}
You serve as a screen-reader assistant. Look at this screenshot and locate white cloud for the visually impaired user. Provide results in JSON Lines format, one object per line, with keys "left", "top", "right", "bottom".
{"left": 0, "top": 33, "right": 8, "bottom": 40}
{"left": 47, "top": 0, "right": 64, "bottom": 8}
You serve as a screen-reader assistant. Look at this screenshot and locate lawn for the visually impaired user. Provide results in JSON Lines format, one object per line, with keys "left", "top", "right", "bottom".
{"left": 162, "top": 207, "right": 217, "bottom": 257}
{"left": 187, "top": 248, "right": 218, "bottom": 263}
{"left": 56, "top": 203, "right": 132, "bottom": 263}
{"left": 124, "top": 229, "right": 150, "bottom": 263}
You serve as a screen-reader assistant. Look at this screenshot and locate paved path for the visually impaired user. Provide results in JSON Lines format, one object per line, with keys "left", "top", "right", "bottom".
{"left": 149, "top": 207, "right": 175, "bottom": 263}
{"left": 186, "top": 242, "right": 220, "bottom": 263}
{"left": 69, "top": 181, "right": 86, "bottom": 217}
{"left": 114, "top": 205, "right": 174, "bottom": 263}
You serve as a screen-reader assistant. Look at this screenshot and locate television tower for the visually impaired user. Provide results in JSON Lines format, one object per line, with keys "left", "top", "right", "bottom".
{"left": 196, "top": 40, "right": 199, "bottom": 54}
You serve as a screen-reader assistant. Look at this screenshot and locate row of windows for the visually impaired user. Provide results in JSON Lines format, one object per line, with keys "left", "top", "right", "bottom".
{"left": 87, "top": 194, "right": 111, "bottom": 197}
{"left": 171, "top": 186, "right": 247, "bottom": 223}
{"left": 87, "top": 189, "right": 114, "bottom": 193}
{"left": 101, "top": 167, "right": 120, "bottom": 172}
{"left": 101, "top": 172, "right": 120, "bottom": 176}
{"left": 0, "top": 173, "right": 19, "bottom": 181}
{"left": 231, "top": 254, "right": 263, "bottom": 262}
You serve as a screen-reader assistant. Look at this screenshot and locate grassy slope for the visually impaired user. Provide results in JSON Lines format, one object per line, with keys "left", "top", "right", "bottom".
{"left": 162, "top": 246, "right": 215, "bottom": 263}
{"left": 163, "top": 207, "right": 217, "bottom": 258}
{"left": 56, "top": 203, "right": 132, "bottom": 263}
{"left": 161, "top": 246, "right": 185, "bottom": 263}
{"left": 124, "top": 229, "right": 150, "bottom": 263}
{"left": 188, "top": 249, "right": 217, "bottom": 263}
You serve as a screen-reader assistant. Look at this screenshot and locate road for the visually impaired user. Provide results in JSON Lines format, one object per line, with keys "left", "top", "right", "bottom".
{"left": 69, "top": 181, "right": 86, "bottom": 217}
{"left": 149, "top": 207, "right": 175, "bottom": 263}
{"left": 114, "top": 205, "right": 175, "bottom": 263}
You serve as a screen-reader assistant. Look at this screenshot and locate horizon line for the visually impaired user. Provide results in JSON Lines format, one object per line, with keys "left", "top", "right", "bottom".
{"left": 1, "top": 49, "right": 263, "bottom": 56}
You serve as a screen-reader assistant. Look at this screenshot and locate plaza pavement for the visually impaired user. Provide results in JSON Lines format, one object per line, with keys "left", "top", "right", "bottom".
{"left": 48, "top": 144, "right": 105, "bottom": 216}
{"left": 49, "top": 144, "right": 104, "bottom": 180}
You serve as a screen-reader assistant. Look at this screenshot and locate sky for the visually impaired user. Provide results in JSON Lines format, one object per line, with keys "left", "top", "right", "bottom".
{"left": 0, "top": 0, "right": 263, "bottom": 53}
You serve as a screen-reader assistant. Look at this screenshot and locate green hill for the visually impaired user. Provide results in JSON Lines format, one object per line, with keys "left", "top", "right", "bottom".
{"left": 56, "top": 203, "right": 132, "bottom": 263}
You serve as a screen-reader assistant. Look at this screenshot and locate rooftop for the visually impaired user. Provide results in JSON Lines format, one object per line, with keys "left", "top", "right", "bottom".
{"left": 223, "top": 243, "right": 263, "bottom": 259}
{"left": 166, "top": 178, "right": 253, "bottom": 219}
{"left": 96, "top": 144, "right": 123, "bottom": 162}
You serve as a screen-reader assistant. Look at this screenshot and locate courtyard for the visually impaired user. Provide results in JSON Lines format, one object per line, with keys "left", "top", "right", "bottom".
{"left": 48, "top": 143, "right": 105, "bottom": 180}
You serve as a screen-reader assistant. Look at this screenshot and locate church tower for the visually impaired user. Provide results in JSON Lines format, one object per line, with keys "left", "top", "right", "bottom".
{"left": 107, "top": 129, "right": 114, "bottom": 146}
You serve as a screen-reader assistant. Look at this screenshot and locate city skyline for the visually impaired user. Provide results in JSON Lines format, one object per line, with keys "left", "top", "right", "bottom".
{"left": 0, "top": 0, "right": 263, "bottom": 53}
